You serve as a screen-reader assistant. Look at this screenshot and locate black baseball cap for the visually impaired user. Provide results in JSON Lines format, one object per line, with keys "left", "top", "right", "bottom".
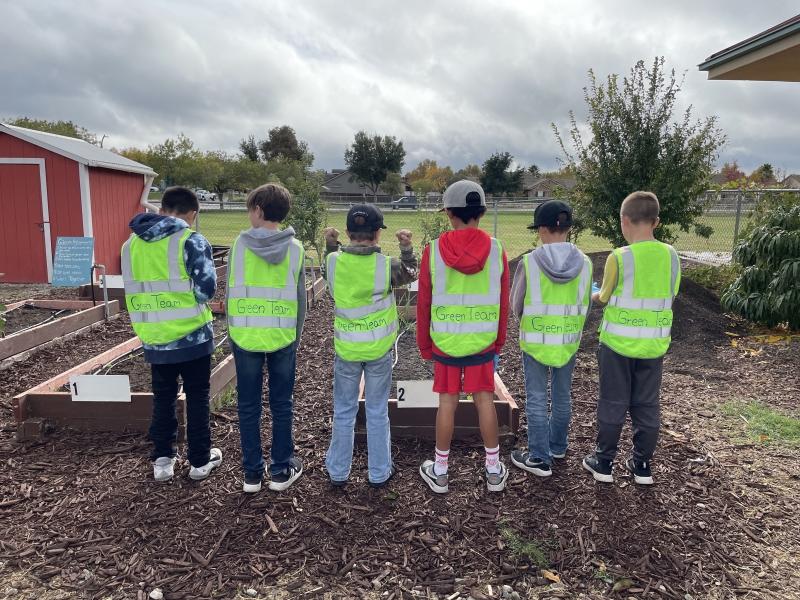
{"left": 346, "top": 204, "right": 387, "bottom": 232}
{"left": 528, "top": 200, "right": 573, "bottom": 229}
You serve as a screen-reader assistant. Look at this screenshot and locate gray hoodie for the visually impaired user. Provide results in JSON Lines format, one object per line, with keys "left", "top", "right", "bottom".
{"left": 511, "top": 242, "right": 586, "bottom": 318}
{"left": 230, "top": 226, "right": 307, "bottom": 343}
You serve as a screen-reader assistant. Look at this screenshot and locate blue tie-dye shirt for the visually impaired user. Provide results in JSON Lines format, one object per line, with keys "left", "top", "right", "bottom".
{"left": 128, "top": 213, "right": 218, "bottom": 365}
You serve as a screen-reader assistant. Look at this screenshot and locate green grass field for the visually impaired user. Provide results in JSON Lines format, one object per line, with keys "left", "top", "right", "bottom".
{"left": 194, "top": 208, "right": 745, "bottom": 260}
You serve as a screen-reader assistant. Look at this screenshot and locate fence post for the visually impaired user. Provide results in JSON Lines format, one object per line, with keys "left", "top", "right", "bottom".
{"left": 733, "top": 189, "right": 743, "bottom": 250}
{"left": 493, "top": 198, "right": 498, "bottom": 238}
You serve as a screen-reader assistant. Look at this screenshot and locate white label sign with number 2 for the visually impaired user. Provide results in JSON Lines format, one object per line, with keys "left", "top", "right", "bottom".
{"left": 69, "top": 375, "right": 131, "bottom": 402}
{"left": 395, "top": 380, "right": 438, "bottom": 408}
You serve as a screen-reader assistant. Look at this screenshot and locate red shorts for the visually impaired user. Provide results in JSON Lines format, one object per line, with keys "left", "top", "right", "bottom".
{"left": 433, "top": 360, "right": 495, "bottom": 395}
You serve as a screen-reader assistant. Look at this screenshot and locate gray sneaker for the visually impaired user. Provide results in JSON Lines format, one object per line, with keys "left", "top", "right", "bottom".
{"left": 486, "top": 462, "right": 509, "bottom": 492}
{"left": 419, "top": 460, "right": 448, "bottom": 493}
{"left": 153, "top": 456, "right": 177, "bottom": 482}
{"left": 189, "top": 448, "right": 223, "bottom": 481}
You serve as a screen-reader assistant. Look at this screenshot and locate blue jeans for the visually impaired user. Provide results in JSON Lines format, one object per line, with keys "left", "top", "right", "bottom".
{"left": 232, "top": 341, "right": 297, "bottom": 480}
{"left": 523, "top": 352, "right": 577, "bottom": 464}
{"left": 326, "top": 351, "right": 393, "bottom": 484}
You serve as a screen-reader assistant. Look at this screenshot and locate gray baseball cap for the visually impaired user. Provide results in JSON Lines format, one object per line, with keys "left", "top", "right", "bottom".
{"left": 442, "top": 180, "right": 486, "bottom": 209}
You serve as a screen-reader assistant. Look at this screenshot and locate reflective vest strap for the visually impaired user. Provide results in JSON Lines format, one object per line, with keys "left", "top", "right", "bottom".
{"left": 431, "top": 321, "right": 499, "bottom": 334}
{"left": 228, "top": 287, "right": 297, "bottom": 301}
{"left": 527, "top": 254, "right": 542, "bottom": 304}
{"left": 608, "top": 296, "right": 672, "bottom": 310}
{"left": 601, "top": 321, "right": 671, "bottom": 339}
{"left": 618, "top": 245, "right": 679, "bottom": 300}
{"left": 522, "top": 304, "right": 588, "bottom": 317}
{"left": 334, "top": 319, "right": 398, "bottom": 343}
{"left": 669, "top": 245, "right": 680, "bottom": 298}
{"left": 577, "top": 257, "right": 591, "bottom": 305}
{"left": 431, "top": 293, "right": 500, "bottom": 305}
{"left": 232, "top": 238, "right": 246, "bottom": 288}
{"left": 287, "top": 241, "right": 302, "bottom": 288}
{"left": 521, "top": 331, "right": 582, "bottom": 345}
{"left": 373, "top": 254, "right": 389, "bottom": 301}
{"left": 130, "top": 304, "right": 207, "bottom": 323}
{"left": 335, "top": 295, "right": 394, "bottom": 319}
{"left": 432, "top": 240, "right": 444, "bottom": 297}
{"left": 121, "top": 237, "right": 134, "bottom": 281}
{"left": 168, "top": 230, "right": 184, "bottom": 281}
{"left": 228, "top": 238, "right": 301, "bottom": 299}
{"left": 327, "top": 252, "right": 338, "bottom": 298}
{"left": 122, "top": 231, "right": 193, "bottom": 294}
{"left": 228, "top": 316, "right": 298, "bottom": 328}
{"left": 431, "top": 237, "right": 501, "bottom": 298}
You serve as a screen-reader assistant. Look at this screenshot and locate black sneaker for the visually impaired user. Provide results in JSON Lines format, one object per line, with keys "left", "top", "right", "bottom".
{"left": 369, "top": 463, "right": 397, "bottom": 489}
{"left": 510, "top": 450, "right": 552, "bottom": 477}
{"left": 330, "top": 478, "right": 347, "bottom": 487}
{"left": 243, "top": 475, "right": 263, "bottom": 494}
{"left": 582, "top": 454, "right": 613, "bottom": 483}
{"left": 269, "top": 457, "right": 303, "bottom": 491}
{"left": 626, "top": 457, "right": 654, "bottom": 485}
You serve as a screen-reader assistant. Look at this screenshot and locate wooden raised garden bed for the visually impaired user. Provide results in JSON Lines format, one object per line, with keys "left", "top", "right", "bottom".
{"left": 0, "top": 300, "right": 120, "bottom": 362}
{"left": 354, "top": 328, "right": 519, "bottom": 442}
{"left": 12, "top": 325, "right": 236, "bottom": 442}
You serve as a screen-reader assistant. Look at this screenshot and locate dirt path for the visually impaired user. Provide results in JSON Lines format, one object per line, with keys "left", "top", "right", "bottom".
{"left": 0, "top": 266, "right": 798, "bottom": 599}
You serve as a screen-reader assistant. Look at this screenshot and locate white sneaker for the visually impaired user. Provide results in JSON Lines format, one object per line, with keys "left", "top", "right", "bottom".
{"left": 189, "top": 448, "right": 223, "bottom": 481}
{"left": 153, "top": 456, "right": 177, "bottom": 482}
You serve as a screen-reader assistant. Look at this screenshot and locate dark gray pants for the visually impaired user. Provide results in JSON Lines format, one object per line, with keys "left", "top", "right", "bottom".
{"left": 594, "top": 344, "right": 663, "bottom": 463}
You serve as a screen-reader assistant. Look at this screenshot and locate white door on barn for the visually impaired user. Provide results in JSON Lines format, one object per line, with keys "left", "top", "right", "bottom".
{"left": 0, "top": 161, "right": 51, "bottom": 283}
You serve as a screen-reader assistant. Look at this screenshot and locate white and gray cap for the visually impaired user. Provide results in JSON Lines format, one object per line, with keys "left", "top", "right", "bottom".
{"left": 442, "top": 179, "right": 486, "bottom": 209}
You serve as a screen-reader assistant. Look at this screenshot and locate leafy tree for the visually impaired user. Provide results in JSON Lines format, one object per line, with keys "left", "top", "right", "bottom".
{"left": 258, "top": 125, "right": 310, "bottom": 162}
{"left": 405, "top": 159, "right": 453, "bottom": 192}
{"left": 527, "top": 164, "right": 541, "bottom": 178}
{"left": 412, "top": 178, "right": 438, "bottom": 197}
{"left": 279, "top": 167, "right": 328, "bottom": 264}
{"left": 239, "top": 135, "right": 260, "bottom": 162}
{"left": 379, "top": 171, "right": 403, "bottom": 196}
{"left": 749, "top": 163, "right": 775, "bottom": 186}
{"left": 541, "top": 166, "right": 576, "bottom": 179}
{"left": 721, "top": 203, "right": 800, "bottom": 329}
{"left": 553, "top": 57, "right": 726, "bottom": 248}
{"left": 446, "top": 164, "right": 483, "bottom": 187}
{"left": 480, "top": 151, "right": 524, "bottom": 196}
{"left": 4, "top": 117, "right": 98, "bottom": 144}
{"left": 112, "top": 146, "right": 149, "bottom": 165}
{"left": 146, "top": 133, "right": 205, "bottom": 187}
{"left": 343, "top": 131, "right": 405, "bottom": 201}
{"left": 719, "top": 160, "right": 746, "bottom": 184}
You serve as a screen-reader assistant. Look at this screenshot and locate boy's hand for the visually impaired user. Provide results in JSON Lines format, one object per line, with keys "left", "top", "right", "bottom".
{"left": 324, "top": 227, "right": 340, "bottom": 246}
{"left": 592, "top": 291, "right": 603, "bottom": 304}
{"left": 396, "top": 230, "right": 413, "bottom": 246}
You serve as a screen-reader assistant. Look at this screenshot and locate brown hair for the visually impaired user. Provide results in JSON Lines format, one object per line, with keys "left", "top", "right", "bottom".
{"left": 621, "top": 191, "right": 659, "bottom": 225}
{"left": 348, "top": 231, "right": 376, "bottom": 242}
{"left": 543, "top": 211, "right": 572, "bottom": 235}
{"left": 247, "top": 183, "right": 292, "bottom": 222}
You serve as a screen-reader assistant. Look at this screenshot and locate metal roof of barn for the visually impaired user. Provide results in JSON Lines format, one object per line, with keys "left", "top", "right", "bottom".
{"left": 0, "top": 123, "right": 156, "bottom": 176}
{"left": 698, "top": 14, "right": 800, "bottom": 81}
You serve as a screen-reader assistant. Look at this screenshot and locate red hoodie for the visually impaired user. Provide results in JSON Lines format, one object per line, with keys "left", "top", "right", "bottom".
{"left": 416, "top": 228, "right": 509, "bottom": 362}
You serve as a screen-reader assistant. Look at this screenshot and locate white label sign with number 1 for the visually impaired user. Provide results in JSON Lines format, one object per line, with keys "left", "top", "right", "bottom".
{"left": 69, "top": 375, "right": 132, "bottom": 402}
{"left": 395, "top": 380, "right": 438, "bottom": 408}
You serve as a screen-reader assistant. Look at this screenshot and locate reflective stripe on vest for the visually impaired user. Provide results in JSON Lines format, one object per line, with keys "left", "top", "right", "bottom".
{"left": 121, "top": 229, "right": 212, "bottom": 345}
{"left": 328, "top": 251, "right": 398, "bottom": 361}
{"left": 519, "top": 252, "right": 592, "bottom": 367}
{"left": 599, "top": 242, "right": 680, "bottom": 358}
{"left": 226, "top": 237, "right": 303, "bottom": 352}
{"left": 430, "top": 238, "right": 502, "bottom": 357}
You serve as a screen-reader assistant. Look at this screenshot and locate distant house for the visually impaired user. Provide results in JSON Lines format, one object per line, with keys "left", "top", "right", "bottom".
{"left": 524, "top": 177, "right": 577, "bottom": 198}
{"left": 322, "top": 169, "right": 412, "bottom": 197}
{"left": 780, "top": 174, "right": 800, "bottom": 189}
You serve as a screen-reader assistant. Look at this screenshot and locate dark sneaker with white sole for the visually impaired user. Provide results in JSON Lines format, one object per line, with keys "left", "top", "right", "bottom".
{"left": 552, "top": 450, "right": 566, "bottom": 459}
{"left": 626, "top": 457, "right": 654, "bottom": 485}
{"left": 486, "top": 462, "right": 509, "bottom": 492}
{"left": 243, "top": 475, "right": 263, "bottom": 494}
{"left": 369, "top": 463, "right": 397, "bottom": 489}
{"left": 582, "top": 454, "right": 613, "bottom": 483}
{"left": 419, "top": 460, "right": 448, "bottom": 494}
{"left": 269, "top": 457, "right": 303, "bottom": 491}
{"left": 510, "top": 450, "right": 552, "bottom": 477}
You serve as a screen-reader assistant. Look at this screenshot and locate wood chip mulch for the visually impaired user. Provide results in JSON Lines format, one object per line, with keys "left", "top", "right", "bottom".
{"left": 0, "top": 254, "right": 798, "bottom": 599}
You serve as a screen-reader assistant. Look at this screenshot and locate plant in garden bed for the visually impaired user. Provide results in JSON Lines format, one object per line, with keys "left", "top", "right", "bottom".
{"left": 0, "top": 304, "right": 6, "bottom": 337}
{"left": 416, "top": 200, "right": 450, "bottom": 247}
{"left": 497, "top": 518, "right": 551, "bottom": 571}
{"left": 721, "top": 204, "right": 800, "bottom": 329}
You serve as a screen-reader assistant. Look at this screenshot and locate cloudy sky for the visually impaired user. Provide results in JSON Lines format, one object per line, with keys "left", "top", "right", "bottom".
{"left": 2, "top": 0, "right": 798, "bottom": 175}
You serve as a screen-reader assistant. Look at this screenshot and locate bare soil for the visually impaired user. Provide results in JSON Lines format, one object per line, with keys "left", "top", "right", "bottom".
{"left": 0, "top": 269, "right": 798, "bottom": 600}
{"left": 1, "top": 305, "right": 76, "bottom": 336}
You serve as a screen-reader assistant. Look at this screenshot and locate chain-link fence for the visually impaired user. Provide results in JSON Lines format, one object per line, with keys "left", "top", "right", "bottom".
{"left": 183, "top": 189, "right": 800, "bottom": 265}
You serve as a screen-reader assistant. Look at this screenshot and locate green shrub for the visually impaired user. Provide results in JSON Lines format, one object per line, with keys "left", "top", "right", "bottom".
{"left": 721, "top": 204, "right": 800, "bottom": 330}
{"left": 685, "top": 264, "right": 740, "bottom": 294}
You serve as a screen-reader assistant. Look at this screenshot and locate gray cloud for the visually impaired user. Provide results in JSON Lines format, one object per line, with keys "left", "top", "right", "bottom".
{"left": 1, "top": 0, "right": 798, "bottom": 175}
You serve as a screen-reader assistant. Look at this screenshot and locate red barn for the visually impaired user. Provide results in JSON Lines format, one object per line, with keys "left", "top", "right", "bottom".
{"left": 0, "top": 124, "right": 157, "bottom": 283}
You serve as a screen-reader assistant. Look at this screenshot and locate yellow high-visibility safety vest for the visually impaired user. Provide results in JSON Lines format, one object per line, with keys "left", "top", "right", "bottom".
{"left": 121, "top": 229, "right": 212, "bottom": 346}
{"left": 599, "top": 241, "right": 681, "bottom": 359}
{"left": 429, "top": 238, "right": 503, "bottom": 358}
{"left": 327, "top": 251, "right": 398, "bottom": 362}
{"left": 519, "top": 253, "right": 592, "bottom": 367}
{"left": 226, "top": 237, "right": 304, "bottom": 352}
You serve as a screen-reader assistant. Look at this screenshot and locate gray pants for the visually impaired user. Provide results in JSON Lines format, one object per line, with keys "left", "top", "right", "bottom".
{"left": 594, "top": 344, "right": 663, "bottom": 462}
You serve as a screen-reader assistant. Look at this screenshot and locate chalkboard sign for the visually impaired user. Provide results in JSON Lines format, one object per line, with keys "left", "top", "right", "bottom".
{"left": 52, "top": 237, "right": 94, "bottom": 287}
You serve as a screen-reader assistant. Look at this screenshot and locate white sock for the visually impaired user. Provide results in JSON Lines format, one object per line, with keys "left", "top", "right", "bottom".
{"left": 434, "top": 448, "right": 449, "bottom": 476}
{"left": 485, "top": 446, "right": 501, "bottom": 474}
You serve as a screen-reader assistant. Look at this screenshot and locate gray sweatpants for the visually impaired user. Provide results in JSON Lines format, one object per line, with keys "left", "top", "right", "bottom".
{"left": 594, "top": 344, "right": 663, "bottom": 462}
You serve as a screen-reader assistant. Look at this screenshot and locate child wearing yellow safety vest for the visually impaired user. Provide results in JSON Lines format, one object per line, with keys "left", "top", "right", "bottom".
{"left": 121, "top": 186, "right": 221, "bottom": 483}
{"left": 417, "top": 181, "right": 511, "bottom": 494}
{"left": 510, "top": 200, "right": 592, "bottom": 477}
{"left": 583, "top": 191, "right": 681, "bottom": 485}
{"left": 322, "top": 204, "right": 418, "bottom": 488}
{"left": 226, "top": 184, "right": 307, "bottom": 494}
